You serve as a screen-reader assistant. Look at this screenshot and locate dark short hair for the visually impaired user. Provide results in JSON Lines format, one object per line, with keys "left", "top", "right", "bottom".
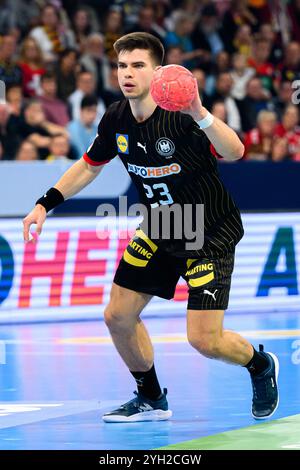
{"left": 113, "top": 32, "right": 164, "bottom": 66}
{"left": 81, "top": 94, "right": 98, "bottom": 109}
{"left": 23, "top": 98, "right": 40, "bottom": 110}
{"left": 201, "top": 4, "right": 218, "bottom": 17}
{"left": 41, "top": 71, "right": 56, "bottom": 82}
{"left": 59, "top": 47, "right": 79, "bottom": 62}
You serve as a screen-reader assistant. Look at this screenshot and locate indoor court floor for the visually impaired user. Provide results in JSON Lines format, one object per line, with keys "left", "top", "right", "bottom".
{"left": 0, "top": 309, "right": 300, "bottom": 450}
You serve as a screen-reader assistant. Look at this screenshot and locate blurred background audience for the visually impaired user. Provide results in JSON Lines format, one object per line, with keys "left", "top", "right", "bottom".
{"left": 0, "top": 0, "right": 299, "bottom": 162}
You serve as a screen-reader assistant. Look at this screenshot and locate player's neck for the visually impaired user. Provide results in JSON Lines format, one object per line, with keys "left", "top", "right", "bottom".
{"left": 129, "top": 96, "right": 157, "bottom": 123}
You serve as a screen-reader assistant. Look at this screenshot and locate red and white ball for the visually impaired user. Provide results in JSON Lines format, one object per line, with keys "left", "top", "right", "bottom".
{"left": 150, "top": 64, "right": 197, "bottom": 112}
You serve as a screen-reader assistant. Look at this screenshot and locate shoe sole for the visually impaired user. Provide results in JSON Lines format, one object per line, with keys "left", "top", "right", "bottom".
{"left": 252, "top": 352, "right": 280, "bottom": 420}
{"left": 103, "top": 409, "right": 172, "bottom": 423}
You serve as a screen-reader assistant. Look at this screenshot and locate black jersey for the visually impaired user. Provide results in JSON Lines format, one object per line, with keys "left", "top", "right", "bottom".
{"left": 84, "top": 99, "right": 244, "bottom": 258}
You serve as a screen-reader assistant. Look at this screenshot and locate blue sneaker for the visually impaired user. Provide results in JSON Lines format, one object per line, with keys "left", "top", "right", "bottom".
{"left": 250, "top": 345, "right": 279, "bottom": 419}
{"left": 102, "top": 388, "right": 172, "bottom": 423}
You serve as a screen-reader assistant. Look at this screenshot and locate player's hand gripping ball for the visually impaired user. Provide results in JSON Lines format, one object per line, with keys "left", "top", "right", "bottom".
{"left": 150, "top": 64, "right": 197, "bottom": 112}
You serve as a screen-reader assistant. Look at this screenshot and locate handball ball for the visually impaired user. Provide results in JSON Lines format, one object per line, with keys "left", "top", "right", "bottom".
{"left": 150, "top": 64, "right": 197, "bottom": 112}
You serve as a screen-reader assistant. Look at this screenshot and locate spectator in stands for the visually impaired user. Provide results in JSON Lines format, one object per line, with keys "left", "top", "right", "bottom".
{"left": 287, "top": 0, "right": 300, "bottom": 42}
{"left": 80, "top": 33, "right": 108, "bottom": 97}
{"left": 211, "top": 100, "right": 227, "bottom": 123}
{"left": 102, "top": 62, "right": 123, "bottom": 107}
{"left": 277, "top": 41, "right": 300, "bottom": 83}
{"left": 164, "top": 0, "right": 201, "bottom": 33}
{"left": 261, "top": 0, "right": 292, "bottom": 48}
{"left": 210, "top": 72, "right": 241, "bottom": 132}
{"left": 247, "top": 0, "right": 272, "bottom": 25}
{"left": 152, "top": 0, "right": 172, "bottom": 31}
{"left": 18, "top": 36, "right": 46, "bottom": 97}
{"left": 0, "top": 1, "right": 14, "bottom": 35}
{"left": 0, "top": 34, "right": 22, "bottom": 86}
{"left": 230, "top": 53, "right": 255, "bottom": 101}
{"left": 68, "top": 70, "right": 105, "bottom": 123}
{"left": 238, "top": 76, "right": 270, "bottom": 132}
{"left": 15, "top": 139, "right": 39, "bottom": 161}
{"left": 205, "top": 50, "right": 231, "bottom": 95}
{"left": 0, "top": 0, "right": 298, "bottom": 168}
{"left": 126, "top": 5, "right": 165, "bottom": 43}
{"left": 271, "top": 81, "right": 294, "bottom": 121}
{"left": 165, "top": 11, "right": 203, "bottom": 69}
{"left": 259, "top": 23, "right": 282, "bottom": 65}
{"left": 215, "top": 51, "right": 230, "bottom": 73}
{"left": 102, "top": 8, "right": 124, "bottom": 61}
{"left": 248, "top": 36, "right": 275, "bottom": 93}
{"left": 71, "top": 6, "right": 99, "bottom": 53}
{"left": 0, "top": 101, "right": 21, "bottom": 159}
{"left": 55, "top": 48, "right": 79, "bottom": 102}
{"left": 6, "top": 85, "right": 23, "bottom": 117}
{"left": 244, "top": 110, "right": 277, "bottom": 161}
{"left": 221, "top": 0, "right": 258, "bottom": 53}
{"left": 67, "top": 94, "right": 98, "bottom": 158}
{"left": 174, "top": 0, "right": 200, "bottom": 18}
{"left": 0, "top": 0, "right": 40, "bottom": 37}
{"left": 30, "top": 3, "right": 75, "bottom": 63}
{"left": 39, "top": 71, "right": 70, "bottom": 127}
{"left": 271, "top": 137, "right": 289, "bottom": 162}
{"left": 46, "top": 133, "right": 71, "bottom": 162}
{"left": 230, "top": 24, "right": 253, "bottom": 57}
{"left": 191, "top": 68, "right": 211, "bottom": 110}
{"left": 164, "top": 45, "right": 184, "bottom": 66}
{"left": 274, "top": 104, "right": 300, "bottom": 161}
{"left": 191, "top": 3, "right": 224, "bottom": 59}
{"left": 18, "top": 99, "right": 68, "bottom": 159}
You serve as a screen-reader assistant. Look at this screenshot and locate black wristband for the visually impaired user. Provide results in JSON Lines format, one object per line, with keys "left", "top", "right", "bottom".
{"left": 36, "top": 187, "right": 65, "bottom": 213}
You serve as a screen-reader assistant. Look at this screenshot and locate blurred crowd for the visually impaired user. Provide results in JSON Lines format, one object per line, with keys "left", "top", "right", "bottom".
{"left": 0, "top": 0, "right": 299, "bottom": 162}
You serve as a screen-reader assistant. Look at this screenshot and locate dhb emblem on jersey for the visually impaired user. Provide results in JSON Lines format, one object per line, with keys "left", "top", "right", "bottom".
{"left": 155, "top": 138, "right": 175, "bottom": 157}
{"left": 116, "top": 133, "right": 129, "bottom": 154}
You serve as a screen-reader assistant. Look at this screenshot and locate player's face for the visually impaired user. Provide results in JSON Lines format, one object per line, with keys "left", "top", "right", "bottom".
{"left": 117, "top": 49, "right": 156, "bottom": 100}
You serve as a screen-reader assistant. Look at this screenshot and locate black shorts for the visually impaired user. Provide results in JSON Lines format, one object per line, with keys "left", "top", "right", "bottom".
{"left": 113, "top": 229, "right": 235, "bottom": 310}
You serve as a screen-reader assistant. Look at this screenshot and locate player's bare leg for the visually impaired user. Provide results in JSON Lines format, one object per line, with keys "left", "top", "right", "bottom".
{"left": 187, "top": 309, "right": 253, "bottom": 364}
{"left": 104, "top": 283, "right": 153, "bottom": 371}
{"left": 187, "top": 309, "right": 279, "bottom": 419}
{"left": 103, "top": 283, "right": 172, "bottom": 422}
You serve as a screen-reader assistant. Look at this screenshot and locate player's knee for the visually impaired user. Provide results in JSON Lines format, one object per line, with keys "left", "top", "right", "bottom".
{"left": 104, "top": 302, "right": 127, "bottom": 329}
{"left": 188, "top": 333, "right": 221, "bottom": 359}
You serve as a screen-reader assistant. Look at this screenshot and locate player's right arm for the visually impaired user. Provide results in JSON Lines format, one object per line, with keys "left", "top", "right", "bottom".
{"left": 23, "top": 106, "right": 117, "bottom": 242}
{"left": 23, "top": 158, "right": 105, "bottom": 242}
{"left": 54, "top": 156, "right": 104, "bottom": 199}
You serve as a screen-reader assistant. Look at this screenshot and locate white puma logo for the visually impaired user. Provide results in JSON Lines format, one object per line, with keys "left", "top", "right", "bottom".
{"left": 137, "top": 142, "right": 147, "bottom": 153}
{"left": 203, "top": 289, "right": 218, "bottom": 301}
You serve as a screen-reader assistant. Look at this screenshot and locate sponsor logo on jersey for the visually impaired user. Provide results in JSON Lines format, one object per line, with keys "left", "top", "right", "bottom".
{"left": 123, "top": 229, "right": 158, "bottom": 267}
{"left": 116, "top": 133, "right": 129, "bottom": 154}
{"left": 155, "top": 138, "right": 175, "bottom": 157}
{"left": 185, "top": 263, "right": 213, "bottom": 277}
{"left": 185, "top": 260, "right": 215, "bottom": 288}
{"left": 127, "top": 163, "right": 181, "bottom": 178}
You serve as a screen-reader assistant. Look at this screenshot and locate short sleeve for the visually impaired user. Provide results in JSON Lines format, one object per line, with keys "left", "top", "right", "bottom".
{"left": 180, "top": 113, "right": 223, "bottom": 159}
{"left": 83, "top": 111, "right": 116, "bottom": 166}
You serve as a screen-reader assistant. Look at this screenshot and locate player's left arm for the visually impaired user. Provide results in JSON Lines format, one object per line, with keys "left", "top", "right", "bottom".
{"left": 183, "top": 84, "right": 244, "bottom": 161}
